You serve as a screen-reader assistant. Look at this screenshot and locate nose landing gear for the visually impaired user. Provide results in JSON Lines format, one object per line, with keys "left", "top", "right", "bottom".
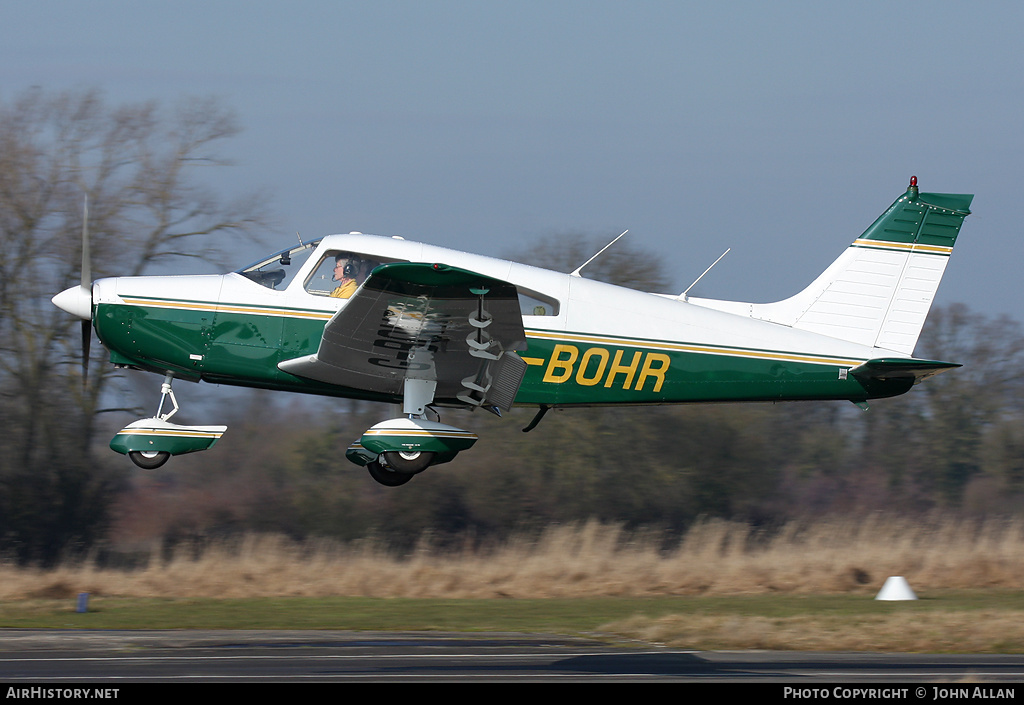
{"left": 110, "top": 374, "right": 227, "bottom": 469}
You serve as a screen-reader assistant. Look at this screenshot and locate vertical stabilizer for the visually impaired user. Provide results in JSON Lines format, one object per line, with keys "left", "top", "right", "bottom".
{"left": 689, "top": 178, "right": 973, "bottom": 355}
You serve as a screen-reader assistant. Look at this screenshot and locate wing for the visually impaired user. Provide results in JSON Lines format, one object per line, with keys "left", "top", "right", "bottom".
{"left": 279, "top": 262, "right": 528, "bottom": 410}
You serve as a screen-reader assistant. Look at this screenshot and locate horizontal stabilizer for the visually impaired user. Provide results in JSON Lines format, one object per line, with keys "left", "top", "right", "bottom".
{"left": 850, "top": 357, "right": 960, "bottom": 384}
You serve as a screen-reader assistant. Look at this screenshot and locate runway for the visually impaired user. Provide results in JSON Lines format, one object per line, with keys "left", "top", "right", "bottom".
{"left": 1, "top": 630, "right": 1023, "bottom": 683}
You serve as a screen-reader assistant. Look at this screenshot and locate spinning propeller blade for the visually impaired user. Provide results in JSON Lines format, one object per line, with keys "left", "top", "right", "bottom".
{"left": 51, "top": 195, "right": 94, "bottom": 388}
{"left": 81, "top": 196, "right": 91, "bottom": 385}
{"left": 80, "top": 195, "right": 90, "bottom": 291}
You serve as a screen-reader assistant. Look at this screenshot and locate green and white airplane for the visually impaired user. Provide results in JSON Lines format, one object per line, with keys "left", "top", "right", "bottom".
{"left": 53, "top": 177, "right": 973, "bottom": 486}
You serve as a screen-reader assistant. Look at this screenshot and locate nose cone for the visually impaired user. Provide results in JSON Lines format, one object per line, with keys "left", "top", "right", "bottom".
{"left": 52, "top": 284, "right": 93, "bottom": 320}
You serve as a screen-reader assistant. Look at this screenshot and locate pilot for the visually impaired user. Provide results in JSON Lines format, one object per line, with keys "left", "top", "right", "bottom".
{"left": 330, "top": 253, "right": 364, "bottom": 299}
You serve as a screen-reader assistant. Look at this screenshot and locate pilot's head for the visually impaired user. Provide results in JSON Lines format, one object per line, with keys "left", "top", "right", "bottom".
{"left": 333, "top": 252, "right": 361, "bottom": 281}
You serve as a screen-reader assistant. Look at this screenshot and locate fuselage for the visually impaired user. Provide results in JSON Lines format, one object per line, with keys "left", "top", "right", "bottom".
{"left": 91, "top": 233, "right": 916, "bottom": 407}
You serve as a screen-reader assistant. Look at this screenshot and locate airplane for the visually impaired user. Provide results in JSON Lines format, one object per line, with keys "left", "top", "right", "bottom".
{"left": 52, "top": 176, "right": 973, "bottom": 486}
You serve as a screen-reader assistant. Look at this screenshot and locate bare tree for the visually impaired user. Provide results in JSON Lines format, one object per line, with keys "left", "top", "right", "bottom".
{"left": 0, "top": 87, "right": 269, "bottom": 563}
{"left": 505, "top": 231, "right": 671, "bottom": 293}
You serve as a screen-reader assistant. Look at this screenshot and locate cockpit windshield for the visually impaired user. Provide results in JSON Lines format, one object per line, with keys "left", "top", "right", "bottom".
{"left": 236, "top": 239, "right": 321, "bottom": 290}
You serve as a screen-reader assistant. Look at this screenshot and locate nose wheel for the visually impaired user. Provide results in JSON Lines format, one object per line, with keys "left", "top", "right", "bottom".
{"left": 128, "top": 450, "right": 170, "bottom": 470}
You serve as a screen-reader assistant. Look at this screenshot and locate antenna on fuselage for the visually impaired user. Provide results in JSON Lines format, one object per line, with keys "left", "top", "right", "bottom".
{"left": 570, "top": 230, "right": 628, "bottom": 278}
{"left": 678, "top": 248, "right": 730, "bottom": 301}
{"left": 282, "top": 232, "right": 304, "bottom": 266}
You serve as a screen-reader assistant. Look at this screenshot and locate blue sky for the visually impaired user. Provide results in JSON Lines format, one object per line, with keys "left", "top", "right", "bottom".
{"left": 3, "top": 1, "right": 1022, "bottom": 316}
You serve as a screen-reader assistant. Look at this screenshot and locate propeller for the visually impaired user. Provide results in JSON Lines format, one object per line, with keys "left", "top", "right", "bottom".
{"left": 51, "top": 195, "right": 94, "bottom": 386}
{"left": 80, "top": 196, "right": 91, "bottom": 384}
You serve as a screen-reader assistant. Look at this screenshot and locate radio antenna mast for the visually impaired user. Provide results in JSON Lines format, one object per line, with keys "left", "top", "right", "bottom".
{"left": 570, "top": 230, "right": 628, "bottom": 278}
{"left": 679, "top": 248, "right": 730, "bottom": 301}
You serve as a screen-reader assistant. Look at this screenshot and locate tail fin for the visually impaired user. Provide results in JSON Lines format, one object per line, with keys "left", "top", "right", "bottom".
{"left": 691, "top": 177, "right": 973, "bottom": 355}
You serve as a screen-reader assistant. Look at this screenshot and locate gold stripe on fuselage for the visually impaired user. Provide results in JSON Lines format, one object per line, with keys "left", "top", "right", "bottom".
{"left": 525, "top": 330, "right": 864, "bottom": 368}
{"left": 119, "top": 297, "right": 334, "bottom": 320}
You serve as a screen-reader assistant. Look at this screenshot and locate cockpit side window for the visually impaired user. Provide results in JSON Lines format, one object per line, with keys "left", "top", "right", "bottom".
{"left": 304, "top": 250, "right": 406, "bottom": 297}
{"left": 237, "top": 240, "right": 320, "bottom": 290}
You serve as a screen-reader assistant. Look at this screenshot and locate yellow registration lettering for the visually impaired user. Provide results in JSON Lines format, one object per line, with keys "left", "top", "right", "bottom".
{"left": 635, "top": 353, "right": 671, "bottom": 392}
{"left": 604, "top": 349, "right": 642, "bottom": 389}
{"left": 543, "top": 344, "right": 578, "bottom": 383}
{"left": 575, "top": 347, "right": 609, "bottom": 386}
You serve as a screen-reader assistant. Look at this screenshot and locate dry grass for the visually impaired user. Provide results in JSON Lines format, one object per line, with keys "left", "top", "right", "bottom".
{"left": 599, "top": 610, "right": 1024, "bottom": 652}
{"left": 2, "top": 515, "right": 1024, "bottom": 600}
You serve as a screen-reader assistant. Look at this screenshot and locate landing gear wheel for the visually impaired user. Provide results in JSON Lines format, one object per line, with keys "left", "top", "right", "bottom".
{"left": 128, "top": 450, "right": 170, "bottom": 470}
{"left": 367, "top": 460, "right": 414, "bottom": 487}
{"left": 382, "top": 451, "right": 435, "bottom": 474}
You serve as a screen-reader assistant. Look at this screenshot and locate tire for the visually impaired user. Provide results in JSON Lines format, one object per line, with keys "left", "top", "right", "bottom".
{"left": 382, "top": 450, "right": 435, "bottom": 474}
{"left": 367, "top": 460, "right": 414, "bottom": 487}
{"left": 128, "top": 450, "right": 170, "bottom": 469}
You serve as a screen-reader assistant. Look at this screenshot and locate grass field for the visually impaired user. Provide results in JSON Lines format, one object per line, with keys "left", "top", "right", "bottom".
{"left": 2, "top": 593, "right": 1022, "bottom": 653}
{"left": 2, "top": 517, "right": 1023, "bottom": 652}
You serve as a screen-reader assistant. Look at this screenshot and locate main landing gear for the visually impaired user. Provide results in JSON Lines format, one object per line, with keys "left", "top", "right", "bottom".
{"left": 345, "top": 285, "right": 525, "bottom": 487}
{"left": 109, "top": 374, "right": 227, "bottom": 469}
{"left": 344, "top": 389, "right": 479, "bottom": 487}
{"left": 365, "top": 455, "right": 424, "bottom": 487}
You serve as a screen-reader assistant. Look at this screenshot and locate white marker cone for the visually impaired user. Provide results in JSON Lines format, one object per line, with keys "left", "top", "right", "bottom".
{"left": 875, "top": 576, "right": 917, "bottom": 601}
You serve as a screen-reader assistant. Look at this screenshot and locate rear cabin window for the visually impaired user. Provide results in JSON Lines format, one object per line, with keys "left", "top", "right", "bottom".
{"left": 518, "top": 288, "right": 559, "bottom": 316}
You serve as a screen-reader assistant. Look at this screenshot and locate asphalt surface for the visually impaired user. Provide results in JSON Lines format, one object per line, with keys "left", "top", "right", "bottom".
{"left": 2, "top": 630, "right": 1024, "bottom": 683}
